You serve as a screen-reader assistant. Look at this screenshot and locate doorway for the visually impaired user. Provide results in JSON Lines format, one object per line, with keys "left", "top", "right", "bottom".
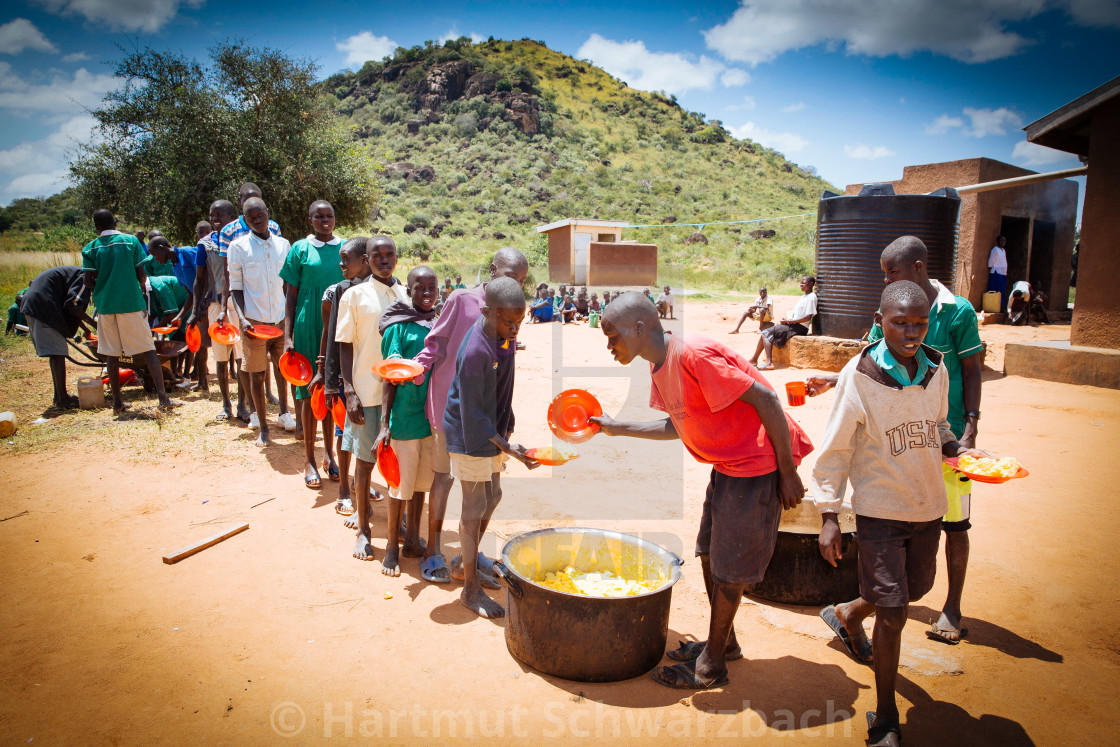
{"left": 1030, "top": 220, "right": 1055, "bottom": 304}
{"left": 1000, "top": 216, "right": 1031, "bottom": 285}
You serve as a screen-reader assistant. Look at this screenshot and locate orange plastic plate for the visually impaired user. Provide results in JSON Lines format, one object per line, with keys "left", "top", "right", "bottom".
{"left": 208, "top": 321, "right": 241, "bottom": 346}
{"left": 278, "top": 352, "right": 313, "bottom": 386}
{"left": 310, "top": 384, "right": 328, "bottom": 421}
{"left": 185, "top": 324, "right": 201, "bottom": 353}
{"left": 547, "top": 389, "right": 603, "bottom": 444}
{"left": 373, "top": 358, "right": 424, "bottom": 383}
{"left": 944, "top": 457, "right": 1029, "bottom": 485}
{"left": 246, "top": 323, "right": 283, "bottom": 340}
{"left": 525, "top": 448, "right": 580, "bottom": 466}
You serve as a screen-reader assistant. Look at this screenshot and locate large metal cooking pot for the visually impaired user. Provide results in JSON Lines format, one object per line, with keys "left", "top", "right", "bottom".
{"left": 492, "top": 527, "right": 683, "bottom": 683}
{"left": 745, "top": 530, "right": 860, "bottom": 606}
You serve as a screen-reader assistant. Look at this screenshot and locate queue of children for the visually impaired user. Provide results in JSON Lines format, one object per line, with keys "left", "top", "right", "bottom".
{"left": 38, "top": 200, "right": 1001, "bottom": 742}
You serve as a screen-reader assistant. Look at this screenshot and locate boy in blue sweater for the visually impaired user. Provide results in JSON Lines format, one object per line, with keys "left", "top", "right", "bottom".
{"left": 442, "top": 277, "right": 538, "bottom": 618}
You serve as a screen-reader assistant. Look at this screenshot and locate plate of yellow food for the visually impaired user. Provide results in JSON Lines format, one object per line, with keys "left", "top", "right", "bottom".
{"left": 945, "top": 455, "right": 1028, "bottom": 484}
{"left": 525, "top": 446, "right": 579, "bottom": 466}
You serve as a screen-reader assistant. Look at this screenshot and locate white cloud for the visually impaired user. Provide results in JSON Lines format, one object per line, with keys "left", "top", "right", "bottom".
{"left": 576, "top": 33, "right": 725, "bottom": 95}
{"left": 703, "top": 0, "right": 1057, "bottom": 65}
{"left": 438, "top": 27, "right": 484, "bottom": 45}
{"left": 0, "top": 114, "right": 99, "bottom": 203}
{"left": 33, "top": 0, "right": 204, "bottom": 33}
{"left": 924, "top": 107, "right": 1022, "bottom": 137}
{"left": 782, "top": 102, "right": 806, "bottom": 113}
{"left": 1011, "top": 140, "right": 1077, "bottom": 167}
{"left": 925, "top": 114, "right": 965, "bottom": 134}
{"left": 729, "top": 121, "right": 809, "bottom": 153}
{"left": 720, "top": 68, "right": 750, "bottom": 87}
{"left": 0, "top": 67, "right": 121, "bottom": 114}
{"left": 962, "top": 106, "right": 1022, "bottom": 137}
{"left": 1063, "top": 0, "right": 1120, "bottom": 28}
{"left": 844, "top": 143, "right": 896, "bottom": 159}
{"left": 62, "top": 51, "right": 90, "bottom": 62}
{"left": 0, "top": 18, "right": 58, "bottom": 55}
{"left": 726, "top": 96, "right": 756, "bottom": 111}
{"left": 336, "top": 31, "right": 399, "bottom": 67}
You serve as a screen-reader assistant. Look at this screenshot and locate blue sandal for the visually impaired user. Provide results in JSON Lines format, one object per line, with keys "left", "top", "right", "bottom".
{"left": 421, "top": 554, "right": 451, "bottom": 584}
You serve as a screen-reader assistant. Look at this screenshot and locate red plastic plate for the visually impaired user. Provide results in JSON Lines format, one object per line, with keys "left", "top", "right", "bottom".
{"left": 278, "top": 352, "right": 313, "bottom": 386}
{"left": 310, "top": 384, "right": 327, "bottom": 421}
{"left": 377, "top": 441, "right": 401, "bottom": 488}
{"left": 246, "top": 323, "right": 283, "bottom": 340}
{"left": 373, "top": 358, "right": 423, "bottom": 383}
{"left": 547, "top": 389, "right": 603, "bottom": 444}
{"left": 185, "top": 324, "right": 201, "bottom": 353}
{"left": 944, "top": 457, "right": 1029, "bottom": 484}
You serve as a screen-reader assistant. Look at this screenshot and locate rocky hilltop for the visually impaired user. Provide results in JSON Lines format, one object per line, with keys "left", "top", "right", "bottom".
{"left": 322, "top": 38, "right": 835, "bottom": 291}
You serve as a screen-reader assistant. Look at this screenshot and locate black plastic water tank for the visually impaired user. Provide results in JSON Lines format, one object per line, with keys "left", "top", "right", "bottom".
{"left": 815, "top": 184, "right": 960, "bottom": 339}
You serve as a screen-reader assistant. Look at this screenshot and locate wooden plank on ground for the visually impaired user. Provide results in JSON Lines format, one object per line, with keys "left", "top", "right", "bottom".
{"left": 162, "top": 522, "right": 249, "bottom": 564}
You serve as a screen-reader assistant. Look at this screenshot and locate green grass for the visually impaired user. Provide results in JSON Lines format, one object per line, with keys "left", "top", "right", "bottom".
{"left": 325, "top": 39, "right": 830, "bottom": 294}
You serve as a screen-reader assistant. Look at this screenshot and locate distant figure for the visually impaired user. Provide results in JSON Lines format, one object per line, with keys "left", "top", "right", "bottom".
{"left": 987, "top": 235, "right": 1008, "bottom": 310}
{"left": 20, "top": 265, "right": 95, "bottom": 408}
{"left": 748, "top": 276, "right": 817, "bottom": 370}
{"left": 454, "top": 275, "right": 467, "bottom": 290}
{"left": 135, "top": 229, "right": 147, "bottom": 255}
{"left": 730, "top": 287, "right": 773, "bottom": 334}
{"left": 1070, "top": 242, "right": 1079, "bottom": 288}
{"left": 656, "top": 285, "right": 675, "bottom": 319}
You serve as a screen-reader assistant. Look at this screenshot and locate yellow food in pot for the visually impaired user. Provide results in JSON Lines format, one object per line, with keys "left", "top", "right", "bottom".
{"left": 539, "top": 566, "right": 666, "bottom": 597}
{"left": 957, "top": 455, "right": 1021, "bottom": 477}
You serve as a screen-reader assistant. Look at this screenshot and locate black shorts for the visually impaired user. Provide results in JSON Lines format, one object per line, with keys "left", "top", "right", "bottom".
{"left": 856, "top": 515, "right": 941, "bottom": 608}
{"left": 695, "top": 469, "right": 781, "bottom": 585}
{"left": 760, "top": 323, "right": 808, "bottom": 348}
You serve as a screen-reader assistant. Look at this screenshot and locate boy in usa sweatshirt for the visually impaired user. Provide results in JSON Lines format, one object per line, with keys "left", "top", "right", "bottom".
{"left": 811, "top": 281, "right": 983, "bottom": 747}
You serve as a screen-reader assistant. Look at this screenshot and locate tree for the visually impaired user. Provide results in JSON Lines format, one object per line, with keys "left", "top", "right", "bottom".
{"left": 71, "top": 42, "right": 381, "bottom": 244}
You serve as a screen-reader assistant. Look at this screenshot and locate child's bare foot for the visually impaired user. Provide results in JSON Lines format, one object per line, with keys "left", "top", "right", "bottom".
{"left": 353, "top": 532, "right": 375, "bottom": 561}
{"left": 236, "top": 406, "right": 252, "bottom": 423}
{"left": 381, "top": 547, "right": 401, "bottom": 576}
{"left": 343, "top": 498, "right": 371, "bottom": 529}
{"left": 460, "top": 587, "right": 504, "bottom": 618}
{"left": 267, "top": 392, "right": 280, "bottom": 406}
{"left": 401, "top": 537, "right": 427, "bottom": 558}
{"left": 255, "top": 431, "right": 271, "bottom": 447}
{"left": 112, "top": 402, "right": 130, "bottom": 415}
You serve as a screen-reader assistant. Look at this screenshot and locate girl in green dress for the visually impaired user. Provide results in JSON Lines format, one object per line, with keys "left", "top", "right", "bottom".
{"left": 282, "top": 200, "right": 345, "bottom": 488}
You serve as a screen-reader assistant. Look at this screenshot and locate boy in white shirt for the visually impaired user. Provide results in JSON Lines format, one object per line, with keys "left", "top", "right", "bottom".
{"left": 748, "top": 275, "right": 816, "bottom": 370}
{"left": 226, "top": 197, "right": 293, "bottom": 446}
{"left": 336, "top": 235, "right": 408, "bottom": 562}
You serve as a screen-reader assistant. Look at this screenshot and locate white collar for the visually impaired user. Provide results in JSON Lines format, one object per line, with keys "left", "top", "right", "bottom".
{"left": 249, "top": 231, "right": 274, "bottom": 246}
{"left": 99, "top": 229, "right": 122, "bottom": 237}
{"left": 929, "top": 279, "right": 957, "bottom": 311}
{"left": 305, "top": 234, "right": 342, "bottom": 248}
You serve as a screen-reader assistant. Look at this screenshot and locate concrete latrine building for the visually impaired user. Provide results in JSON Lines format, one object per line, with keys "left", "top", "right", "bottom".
{"left": 537, "top": 218, "right": 658, "bottom": 286}
{"left": 846, "top": 158, "right": 1078, "bottom": 312}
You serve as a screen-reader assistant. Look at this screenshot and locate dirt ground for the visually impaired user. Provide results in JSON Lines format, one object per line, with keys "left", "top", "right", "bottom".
{"left": 1, "top": 296, "right": 1118, "bottom": 745}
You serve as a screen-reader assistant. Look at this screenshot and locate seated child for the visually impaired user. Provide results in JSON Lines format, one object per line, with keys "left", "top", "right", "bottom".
{"left": 442, "top": 277, "right": 538, "bottom": 617}
{"left": 560, "top": 293, "right": 578, "bottom": 324}
{"left": 376, "top": 265, "right": 438, "bottom": 576}
{"left": 731, "top": 287, "right": 773, "bottom": 333}
{"left": 589, "top": 293, "right": 601, "bottom": 313}
{"left": 750, "top": 276, "right": 817, "bottom": 370}
{"left": 813, "top": 281, "right": 984, "bottom": 746}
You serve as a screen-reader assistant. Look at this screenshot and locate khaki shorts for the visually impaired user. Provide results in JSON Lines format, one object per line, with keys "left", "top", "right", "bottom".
{"left": 97, "top": 311, "right": 155, "bottom": 358}
{"left": 431, "top": 428, "right": 452, "bottom": 474}
{"left": 206, "top": 301, "right": 242, "bottom": 362}
{"left": 241, "top": 317, "right": 283, "bottom": 373}
{"left": 449, "top": 451, "right": 507, "bottom": 483}
{"left": 389, "top": 435, "right": 435, "bottom": 500}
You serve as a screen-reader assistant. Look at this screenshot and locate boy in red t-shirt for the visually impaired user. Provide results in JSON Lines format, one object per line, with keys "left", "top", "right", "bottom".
{"left": 592, "top": 292, "right": 813, "bottom": 690}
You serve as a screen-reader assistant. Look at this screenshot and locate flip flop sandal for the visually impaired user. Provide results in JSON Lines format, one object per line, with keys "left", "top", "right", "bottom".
{"left": 420, "top": 554, "right": 452, "bottom": 584}
{"left": 819, "top": 604, "right": 873, "bottom": 664}
{"left": 323, "top": 460, "right": 340, "bottom": 482}
{"left": 866, "top": 712, "right": 902, "bottom": 747}
{"left": 214, "top": 409, "right": 231, "bottom": 421}
{"left": 305, "top": 471, "right": 322, "bottom": 489}
{"left": 666, "top": 640, "right": 744, "bottom": 662}
{"left": 449, "top": 556, "right": 501, "bottom": 590}
{"left": 335, "top": 498, "right": 355, "bottom": 516}
{"left": 926, "top": 626, "right": 968, "bottom": 645}
{"left": 649, "top": 661, "right": 729, "bottom": 690}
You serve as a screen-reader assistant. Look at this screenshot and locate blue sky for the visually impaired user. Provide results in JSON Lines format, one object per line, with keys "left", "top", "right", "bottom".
{"left": 1, "top": 0, "right": 1118, "bottom": 219}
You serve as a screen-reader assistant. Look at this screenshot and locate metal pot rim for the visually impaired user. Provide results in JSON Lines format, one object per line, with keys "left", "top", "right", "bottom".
{"left": 499, "top": 526, "right": 683, "bottom": 600}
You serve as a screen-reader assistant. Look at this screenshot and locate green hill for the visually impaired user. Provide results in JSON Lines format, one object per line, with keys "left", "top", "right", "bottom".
{"left": 323, "top": 38, "right": 836, "bottom": 292}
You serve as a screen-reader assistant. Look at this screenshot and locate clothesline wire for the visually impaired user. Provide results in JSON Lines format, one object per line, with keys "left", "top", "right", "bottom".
{"left": 623, "top": 212, "right": 815, "bottom": 230}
